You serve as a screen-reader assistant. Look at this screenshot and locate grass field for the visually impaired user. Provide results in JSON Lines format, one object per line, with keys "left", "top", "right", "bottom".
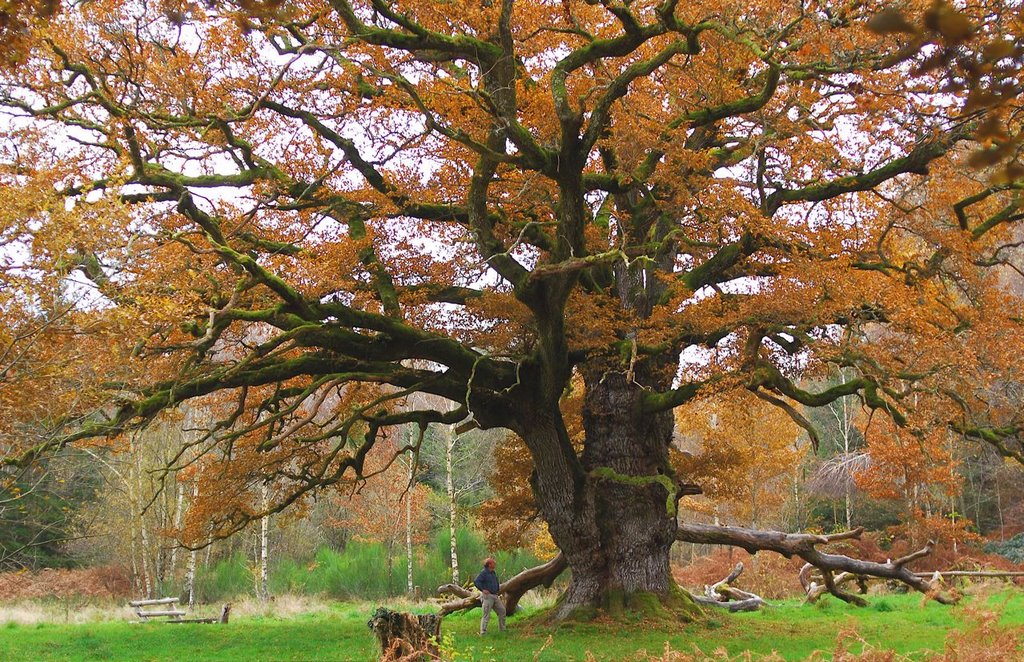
{"left": 0, "top": 589, "right": 1021, "bottom": 661}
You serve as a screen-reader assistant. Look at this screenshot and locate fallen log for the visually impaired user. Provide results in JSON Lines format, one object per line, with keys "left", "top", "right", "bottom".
{"left": 912, "top": 570, "right": 1024, "bottom": 578}
{"left": 436, "top": 552, "right": 567, "bottom": 616}
{"left": 690, "top": 562, "right": 768, "bottom": 612}
{"left": 800, "top": 567, "right": 1024, "bottom": 601}
{"left": 677, "top": 523, "right": 959, "bottom": 606}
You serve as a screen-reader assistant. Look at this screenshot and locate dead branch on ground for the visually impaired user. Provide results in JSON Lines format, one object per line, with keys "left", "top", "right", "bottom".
{"left": 677, "top": 523, "right": 959, "bottom": 606}
{"left": 691, "top": 562, "right": 768, "bottom": 612}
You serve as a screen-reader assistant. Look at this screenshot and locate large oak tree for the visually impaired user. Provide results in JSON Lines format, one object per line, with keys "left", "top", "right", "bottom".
{"left": 3, "top": 0, "right": 1024, "bottom": 617}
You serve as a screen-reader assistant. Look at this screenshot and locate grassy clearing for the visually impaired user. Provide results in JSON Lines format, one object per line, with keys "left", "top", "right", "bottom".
{"left": 0, "top": 589, "right": 1021, "bottom": 661}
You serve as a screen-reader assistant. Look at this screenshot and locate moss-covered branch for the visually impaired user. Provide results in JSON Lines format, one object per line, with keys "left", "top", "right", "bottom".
{"left": 590, "top": 466, "right": 678, "bottom": 516}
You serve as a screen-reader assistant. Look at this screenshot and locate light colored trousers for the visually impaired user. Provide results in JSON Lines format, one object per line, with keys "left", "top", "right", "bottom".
{"left": 480, "top": 593, "right": 506, "bottom": 633}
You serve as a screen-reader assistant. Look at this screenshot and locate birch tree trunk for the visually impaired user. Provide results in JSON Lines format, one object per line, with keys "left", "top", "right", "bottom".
{"left": 841, "top": 378, "right": 852, "bottom": 530}
{"left": 168, "top": 479, "right": 184, "bottom": 582}
{"left": 185, "top": 480, "right": 200, "bottom": 608}
{"left": 446, "top": 426, "right": 460, "bottom": 585}
{"left": 259, "top": 483, "right": 270, "bottom": 602}
{"left": 131, "top": 449, "right": 154, "bottom": 598}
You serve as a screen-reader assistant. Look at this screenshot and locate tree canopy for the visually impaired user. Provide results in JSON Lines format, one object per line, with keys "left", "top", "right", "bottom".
{"left": 2, "top": 0, "right": 1024, "bottom": 617}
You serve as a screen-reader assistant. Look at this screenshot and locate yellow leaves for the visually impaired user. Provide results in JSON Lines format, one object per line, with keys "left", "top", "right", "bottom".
{"left": 674, "top": 388, "right": 801, "bottom": 522}
{"left": 855, "top": 414, "right": 960, "bottom": 505}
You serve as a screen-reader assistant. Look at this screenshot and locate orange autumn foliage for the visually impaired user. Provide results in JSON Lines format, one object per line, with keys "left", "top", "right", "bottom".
{"left": 674, "top": 388, "right": 802, "bottom": 525}
{"left": 330, "top": 438, "right": 432, "bottom": 552}
{"left": 2, "top": 0, "right": 1024, "bottom": 592}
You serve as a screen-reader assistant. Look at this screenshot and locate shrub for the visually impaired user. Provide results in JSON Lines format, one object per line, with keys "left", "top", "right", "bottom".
{"left": 305, "top": 543, "right": 396, "bottom": 600}
{"left": 0, "top": 566, "right": 131, "bottom": 601}
{"left": 984, "top": 533, "right": 1024, "bottom": 564}
{"left": 268, "top": 557, "right": 311, "bottom": 595}
{"left": 193, "top": 552, "right": 251, "bottom": 602}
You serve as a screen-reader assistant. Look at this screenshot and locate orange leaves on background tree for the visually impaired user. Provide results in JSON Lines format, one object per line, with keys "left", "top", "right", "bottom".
{"left": 855, "top": 417, "right": 960, "bottom": 512}
{"left": 478, "top": 378, "right": 584, "bottom": 552}
{"left": 674, "top": 388, "right": 802, "bottom": 526}
{"left": 477, "top": 435, "right": 539, "bottom": 551}
{"left": 329, "top": 436, "right": 431, "bottom": 587}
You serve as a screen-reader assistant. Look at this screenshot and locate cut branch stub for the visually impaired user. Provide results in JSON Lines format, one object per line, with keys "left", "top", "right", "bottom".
{"left": 677, "top": 523, "right": 959, "bottom": 606}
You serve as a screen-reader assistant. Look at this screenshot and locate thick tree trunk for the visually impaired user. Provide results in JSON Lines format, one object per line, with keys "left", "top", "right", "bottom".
{"left": 518, "top": 371, "right": 692, "bottom": 620}
{"left": 368, "top": 607, "right": 441, "bottom": 661}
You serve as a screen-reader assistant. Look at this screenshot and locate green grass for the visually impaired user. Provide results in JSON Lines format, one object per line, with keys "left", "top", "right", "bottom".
{"left": 0, "top": 591, "right": 1021, "bottom": 661}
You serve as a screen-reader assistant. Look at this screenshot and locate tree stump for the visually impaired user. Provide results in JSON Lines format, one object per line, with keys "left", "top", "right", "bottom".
{"left": 367, "top": 607, "right": 442, "bottom": 661}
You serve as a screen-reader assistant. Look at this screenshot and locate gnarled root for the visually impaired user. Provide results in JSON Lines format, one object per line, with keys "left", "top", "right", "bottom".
{"left": 436, "top": 552, "right": 567, "bottom": 616}
{"left": 677, "top": 523, "right": 959, "bottom": 606}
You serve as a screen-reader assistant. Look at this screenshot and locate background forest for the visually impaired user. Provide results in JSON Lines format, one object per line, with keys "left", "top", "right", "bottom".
{"left": 3, "top": 382, "right": 1023, "bottom": 605}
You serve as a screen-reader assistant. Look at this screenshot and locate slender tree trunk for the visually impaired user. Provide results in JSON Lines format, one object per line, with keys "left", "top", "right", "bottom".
{"left": 128, "top": 515, "right": 143, "bottom": 595}
{"left": 131, "top": 453, "right": 154, "bottom": 598}
{"left": 792, "top": 464, "right": 801, "bottom": 531}
{"left": 842, "top": 397, "right": 852, "bottom": 531}
{"left": 185, "top": 547, "right": 198, "bottom": 607}
{"left": 259, "top": 484, "right": 270, "bottom": 602}
{"left": 997, "top": 476, "right": 1005, "bottom": 540}
{"left": 139, "top": 522, "right": 153, "bottom": 597}
{"left": 446, "top": 427, "right": 460, "bottom": 585}
{"left": 386, "top": 543, "right": 394, "bottom": 596}
{"left": 406, "top": 456, "right": 415, "bottom": 595}
{"left": 169, "top": 478, "right": 184, "bottom": 582}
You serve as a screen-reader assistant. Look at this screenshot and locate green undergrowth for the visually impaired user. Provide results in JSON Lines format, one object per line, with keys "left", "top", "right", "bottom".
{"left": 0, "top": 590, "right": 1021, "bottom": 660}
{"left": 193, "top": 530, "right": 543, "bottom": 603}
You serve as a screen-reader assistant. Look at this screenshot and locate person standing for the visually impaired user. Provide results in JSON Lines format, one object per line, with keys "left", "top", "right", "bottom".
{"left": 474, "top": 557, "right": 506, "bottom": 634}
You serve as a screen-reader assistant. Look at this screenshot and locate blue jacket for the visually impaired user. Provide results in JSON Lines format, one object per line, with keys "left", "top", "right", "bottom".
{"left": 474, "top": 566, "right": 500, "bottom": 594}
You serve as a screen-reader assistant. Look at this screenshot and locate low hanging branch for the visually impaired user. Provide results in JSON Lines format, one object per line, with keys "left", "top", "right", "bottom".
{"left": 691, "top": 562, "right": 768, "bottom": 612}
{"left": 676, "top": 523, "right": 959, "bottom": 606}
{"left": 436, "top": 552, "right": 567, "bottom": 616}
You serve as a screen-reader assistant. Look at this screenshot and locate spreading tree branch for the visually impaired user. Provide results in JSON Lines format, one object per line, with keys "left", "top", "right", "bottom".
{"left": 436, "top": 552, "right": 567, "bottom": 616}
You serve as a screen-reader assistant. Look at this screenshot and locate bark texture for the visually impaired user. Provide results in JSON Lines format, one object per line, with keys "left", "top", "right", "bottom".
{"left": 368, "top": 607, "right": 442, "bottom": 661}
{"left": 516, "top": 369, "right": 690, "bottom": 619}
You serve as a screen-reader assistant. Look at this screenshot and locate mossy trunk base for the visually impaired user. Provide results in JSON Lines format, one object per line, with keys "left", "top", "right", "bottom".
{"left": 554, "top": 584, "right": 702, "bottom": 624}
